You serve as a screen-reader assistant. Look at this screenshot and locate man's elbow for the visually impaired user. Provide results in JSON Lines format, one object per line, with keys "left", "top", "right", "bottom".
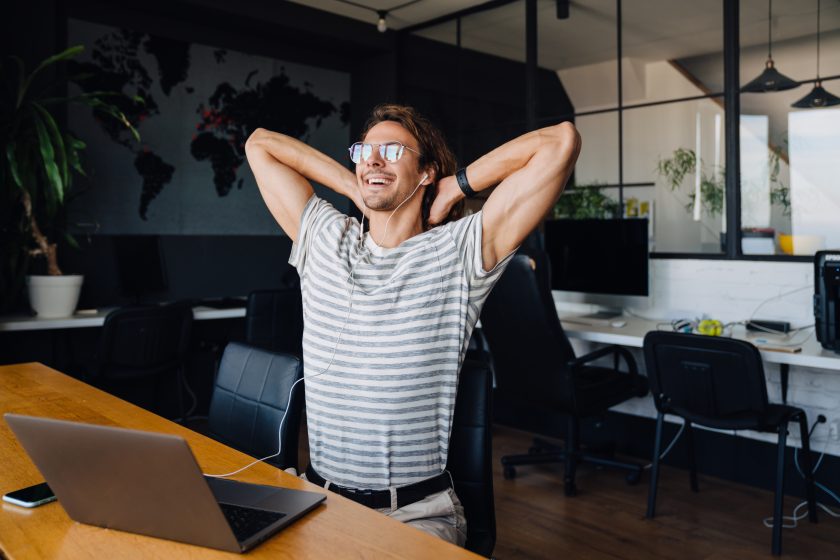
{"left": 552, "top": 122, "right": 581, "bottom": 154}
{"left": 542, "top": 122, "right": 581, "bottom": 166}
{"left": 245, "top": 128, "right": 267, "bottom": 154}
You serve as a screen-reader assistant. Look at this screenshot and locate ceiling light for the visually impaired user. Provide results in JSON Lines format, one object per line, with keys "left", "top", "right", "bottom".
{"left": 742, "top": 0, "right": 799, "bottom": 93}
{"left": 377, "top": 11, "right": 388, "bottom": 33}
{"left": 792, "top": 0, "right": 840, "bottom": 108}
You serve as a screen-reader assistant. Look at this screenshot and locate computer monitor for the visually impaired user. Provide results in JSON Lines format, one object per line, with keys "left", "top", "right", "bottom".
{"left": 544, "top": 218, "right": 649, "bottom": 297}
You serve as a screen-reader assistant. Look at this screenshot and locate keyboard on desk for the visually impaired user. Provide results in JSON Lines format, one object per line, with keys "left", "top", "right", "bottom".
{"left": 219, "top": 502, "right": 286, "bottom": 543}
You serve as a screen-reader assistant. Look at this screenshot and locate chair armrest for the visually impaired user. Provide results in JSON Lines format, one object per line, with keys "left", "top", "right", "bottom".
{"left": 566, "top": 345, "right": 638, "bottom": 376}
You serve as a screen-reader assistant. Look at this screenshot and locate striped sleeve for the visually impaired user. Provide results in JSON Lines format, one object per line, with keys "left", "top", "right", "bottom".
{"left": 289, "top": 195, "right": 344, "bottom": 274}
{"left": 446, "top": 211, "right": 517, "bottom": 294}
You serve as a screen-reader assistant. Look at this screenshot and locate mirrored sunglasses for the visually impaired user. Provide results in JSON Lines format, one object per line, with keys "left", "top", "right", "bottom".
{"left": 348, "top": 141, "right": 421, "bottom": 164}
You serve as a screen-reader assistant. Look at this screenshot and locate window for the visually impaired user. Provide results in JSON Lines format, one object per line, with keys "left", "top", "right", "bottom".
{"left": 740, "top": 0, "right": 840, "bottom": 256}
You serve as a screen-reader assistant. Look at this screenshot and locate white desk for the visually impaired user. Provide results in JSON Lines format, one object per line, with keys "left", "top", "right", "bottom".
{"left": 558, "top": 313, "right": 840, "bottom": 404}
{"left": 0, "top": 305, "right": 247, "bottom": 332}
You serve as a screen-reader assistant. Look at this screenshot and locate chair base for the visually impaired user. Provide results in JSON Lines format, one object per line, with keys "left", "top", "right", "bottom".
{"left": 501, "top": 437, "right": 643, "bottom": 496}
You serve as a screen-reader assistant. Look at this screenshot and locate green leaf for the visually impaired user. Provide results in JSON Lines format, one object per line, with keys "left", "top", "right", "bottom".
{"left": 5, "top": 141, "right": 23, "bottom": 189}
{"left": 64, "top": 133, "right": 86, "bottom": 176}
{"left": 31, "top": 102, "right": 69, "bottom": 190}
{"left": 19, "top": 46, "right": 84, "bottom": 106}
{"left": 62, "top": 231, "right": 80, "bottom": 250}
{"left": 31, "top": 106, "right": 64, "bottom": 210}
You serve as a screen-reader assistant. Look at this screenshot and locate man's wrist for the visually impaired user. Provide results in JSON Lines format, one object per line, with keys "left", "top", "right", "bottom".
{"left": 455, "top": 168, "right": 477, "bottom": 198}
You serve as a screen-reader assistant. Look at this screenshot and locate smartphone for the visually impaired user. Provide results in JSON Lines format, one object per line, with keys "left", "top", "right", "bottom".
{"left": 3, "top": 482, "right": 56, "bottom": 508}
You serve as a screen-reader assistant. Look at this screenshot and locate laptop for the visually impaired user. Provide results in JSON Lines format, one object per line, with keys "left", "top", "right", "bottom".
{"left": 5, "top": 414, "right": 326, "bottom": 553}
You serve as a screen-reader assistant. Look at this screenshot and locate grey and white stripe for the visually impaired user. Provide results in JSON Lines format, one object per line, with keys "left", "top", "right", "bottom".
{"left": 289, "top": 195, "right": 512, "bottom": 490}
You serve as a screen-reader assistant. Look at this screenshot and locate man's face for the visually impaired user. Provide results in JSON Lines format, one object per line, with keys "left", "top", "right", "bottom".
{"left": 355, "top": 121, "right": 426, "bottom": 212}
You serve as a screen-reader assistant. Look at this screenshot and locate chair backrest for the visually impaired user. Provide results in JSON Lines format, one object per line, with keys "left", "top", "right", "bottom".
{"left": 207, "top": 342, "right": 304, "bottom": 470}
{"left": 480, "top": 250, "right": 577, "bottom": 408}
{"left": 245, "top": 289, "right": 303, "bottom": 357}
{"left": 97, "top": 302, "right": 193, "bottom": 380}
{"left": 446, "top": 359, "right": 495, "bottom": 557}
{"left": 643, "top": 331, "right": 770, "bottom": 427}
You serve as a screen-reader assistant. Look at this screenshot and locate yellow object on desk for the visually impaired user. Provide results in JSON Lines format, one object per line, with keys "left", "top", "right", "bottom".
{"left": 697, "top": 319, "right": 723, "bottom": 336}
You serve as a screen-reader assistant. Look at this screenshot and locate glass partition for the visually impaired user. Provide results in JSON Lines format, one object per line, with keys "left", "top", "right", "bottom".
{"left": 740, "top": 0, "right": 840, "bottom": 256}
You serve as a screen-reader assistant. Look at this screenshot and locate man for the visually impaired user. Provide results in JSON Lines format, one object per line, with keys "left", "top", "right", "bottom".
{"left": 245, "top": 104, "right": 580, "bottom": 546}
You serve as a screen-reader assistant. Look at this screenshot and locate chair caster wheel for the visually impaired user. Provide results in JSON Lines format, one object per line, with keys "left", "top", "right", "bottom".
{"left": 503, "top": 466, "right": 517, "bottom": 480}
{"left": 626, "top": 470, "right": 642, "bottom": 485}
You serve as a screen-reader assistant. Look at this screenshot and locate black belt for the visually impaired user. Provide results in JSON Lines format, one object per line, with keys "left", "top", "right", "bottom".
{"left": 305, "top": 465, "right": 451, "bottom": 510}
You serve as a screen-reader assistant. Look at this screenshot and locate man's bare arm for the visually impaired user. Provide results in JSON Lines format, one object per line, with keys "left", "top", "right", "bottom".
{"left": 245, "top": 128, "right": 361, "bottom": 242}
{"left": 430, "top": 122, "right": 581, "bottom": 270}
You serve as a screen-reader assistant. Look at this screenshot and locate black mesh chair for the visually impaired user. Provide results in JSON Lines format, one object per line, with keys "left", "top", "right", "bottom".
{"left": 644, "top": 331, "right": 817, "bottom": 556}
{"left": 89, "top": 302, "right": 193, "bottom": 418}
{"left": 481, "top": 251, "right": 648, "bottom": 496}
{"left": 446, "top": 359, "right": 495, "bottom": 557}
{"left": 245, "top": 288, "right": 303, "bottom": 357}
{"left": 207, "top": 342, "right": 304, "bottom": 471}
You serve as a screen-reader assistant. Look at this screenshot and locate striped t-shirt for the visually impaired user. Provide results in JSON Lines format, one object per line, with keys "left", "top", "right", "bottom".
{"left": 289, "top": 195, "right": 513, "bottom": 490}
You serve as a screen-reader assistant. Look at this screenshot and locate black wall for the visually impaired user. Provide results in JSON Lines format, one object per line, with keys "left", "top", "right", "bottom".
{"left": 4, "top": 1, "right": 570, "bottom": 303}
{"left": 4, "top": 0, "right": 573, "bottom": 310}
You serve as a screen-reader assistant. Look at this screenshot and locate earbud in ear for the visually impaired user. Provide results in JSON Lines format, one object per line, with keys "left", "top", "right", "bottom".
{"left": 422, "top": 173, "right": 429, "bottom": 184}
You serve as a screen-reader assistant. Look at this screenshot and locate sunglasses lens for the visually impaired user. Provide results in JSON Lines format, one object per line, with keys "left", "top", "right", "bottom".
{"left": 382, "top": 143, "right": 403, "bottom": 162}
{"left": 350, "top": 142, "right": 410, "bottom": 163}
{"left": 349, "top": 143, "right": 362, "bottom": 163}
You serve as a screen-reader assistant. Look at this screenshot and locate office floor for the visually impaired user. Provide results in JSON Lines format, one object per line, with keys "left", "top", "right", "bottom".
{"left": 491, "top": 425, "right": 840, "bottom": 560}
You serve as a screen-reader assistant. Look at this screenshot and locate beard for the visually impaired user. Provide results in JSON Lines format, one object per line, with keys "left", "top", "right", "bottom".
{"left": 362, "top": 181, "right": 416, "bottom": 211}
{"left": 362, "top": 190, "right": 399, "bottom": 211}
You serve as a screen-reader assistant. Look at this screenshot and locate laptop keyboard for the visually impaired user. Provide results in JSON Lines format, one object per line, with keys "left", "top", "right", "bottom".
{"left": 219, "top": 502, "right": 286, "bottom": 542}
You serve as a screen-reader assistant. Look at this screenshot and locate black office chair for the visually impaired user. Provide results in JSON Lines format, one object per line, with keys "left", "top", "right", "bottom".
{"left": 644, "top": 331, "right": 818, "bottom": 556}
{"left": 481, "top": 251, "right": 648, "bottom": 496}
{"left": 245, "top": 288, "right": 304, "bottom": 357}
{"left": 89, "top": 302, "right": 193, "bottom": 418}
{"left": 206, "top": 342, "right": 304, "bottom": 471}
{"left": 446, "top": 359, "right": 496, "bottom": 557}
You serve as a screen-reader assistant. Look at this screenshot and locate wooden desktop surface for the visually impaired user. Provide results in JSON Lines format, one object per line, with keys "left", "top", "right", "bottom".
{"left": 0, "top": 363, "right": 479, "bottom": 560}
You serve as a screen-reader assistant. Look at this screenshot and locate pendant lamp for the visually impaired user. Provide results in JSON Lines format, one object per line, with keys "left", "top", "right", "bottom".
{"left": 792, "top": 0, "right": 840, "bottom": 108}
{"left": 742, "top": 0, "right": 799, "bottom": 92}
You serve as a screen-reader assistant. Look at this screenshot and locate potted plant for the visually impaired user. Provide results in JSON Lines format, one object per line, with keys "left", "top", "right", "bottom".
{"left": 655, "top": 146, "right": 790, "bottom": 217}
{"left": 1, "top": 46, "right": 139, "bottom": 317}
{"left": 552, "top": 183, "right": 620, "bottom": 220}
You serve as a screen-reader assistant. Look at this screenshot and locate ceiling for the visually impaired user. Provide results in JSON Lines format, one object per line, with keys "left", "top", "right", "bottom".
{"left": 288, "top": 0, "right": 840, "bottom": 70}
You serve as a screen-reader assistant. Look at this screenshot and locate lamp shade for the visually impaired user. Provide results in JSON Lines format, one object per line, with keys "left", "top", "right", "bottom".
{"left": 741, "top": 60, "right": 799, "bottom": 93}
{"left": 792, "top": 81, "right": 840, "bottom": 108}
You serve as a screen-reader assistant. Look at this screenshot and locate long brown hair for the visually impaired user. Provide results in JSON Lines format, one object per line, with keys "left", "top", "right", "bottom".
{"left": 360, "top": 104, "right": 464, "bottom": 229}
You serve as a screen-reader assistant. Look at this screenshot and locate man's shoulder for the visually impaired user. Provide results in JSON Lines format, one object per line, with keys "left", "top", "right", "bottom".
{"left": 434, "top": 211, "right": 481, "bottom": 242}
{"left": 305, "top": 195, "right": 357, "bottom": 231}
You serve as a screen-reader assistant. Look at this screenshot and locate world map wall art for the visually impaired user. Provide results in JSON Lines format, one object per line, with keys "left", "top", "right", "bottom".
{"left": 67, "top": 18, "right": 351, "bottom": 235}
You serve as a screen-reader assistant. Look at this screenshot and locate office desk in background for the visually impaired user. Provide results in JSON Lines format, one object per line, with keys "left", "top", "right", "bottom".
{"left": 0, "top": 363, "right": 479, "bottom": 560}
{"left": 0, "top": 305, "right": 247, "bottom": 332}
{"left": 558, "top": 314, "right": 840, "bottom": 403}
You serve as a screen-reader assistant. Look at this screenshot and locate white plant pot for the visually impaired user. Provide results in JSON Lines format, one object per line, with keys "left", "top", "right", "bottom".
{"left": 26, "top": 275, "right": 84, "bottom": 318}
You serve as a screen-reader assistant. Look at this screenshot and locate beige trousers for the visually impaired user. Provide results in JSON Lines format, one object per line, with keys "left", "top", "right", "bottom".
{"left": 299, "top": 471, "right": 467, "bottom": 547}
{"left": 377, "top": 487, "right": 467, "bottom": 547}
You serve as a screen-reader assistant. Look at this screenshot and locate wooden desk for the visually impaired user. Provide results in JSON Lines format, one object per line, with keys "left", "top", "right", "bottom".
{"left": 0, "top": 363, "right": 479, "bottom": 560}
